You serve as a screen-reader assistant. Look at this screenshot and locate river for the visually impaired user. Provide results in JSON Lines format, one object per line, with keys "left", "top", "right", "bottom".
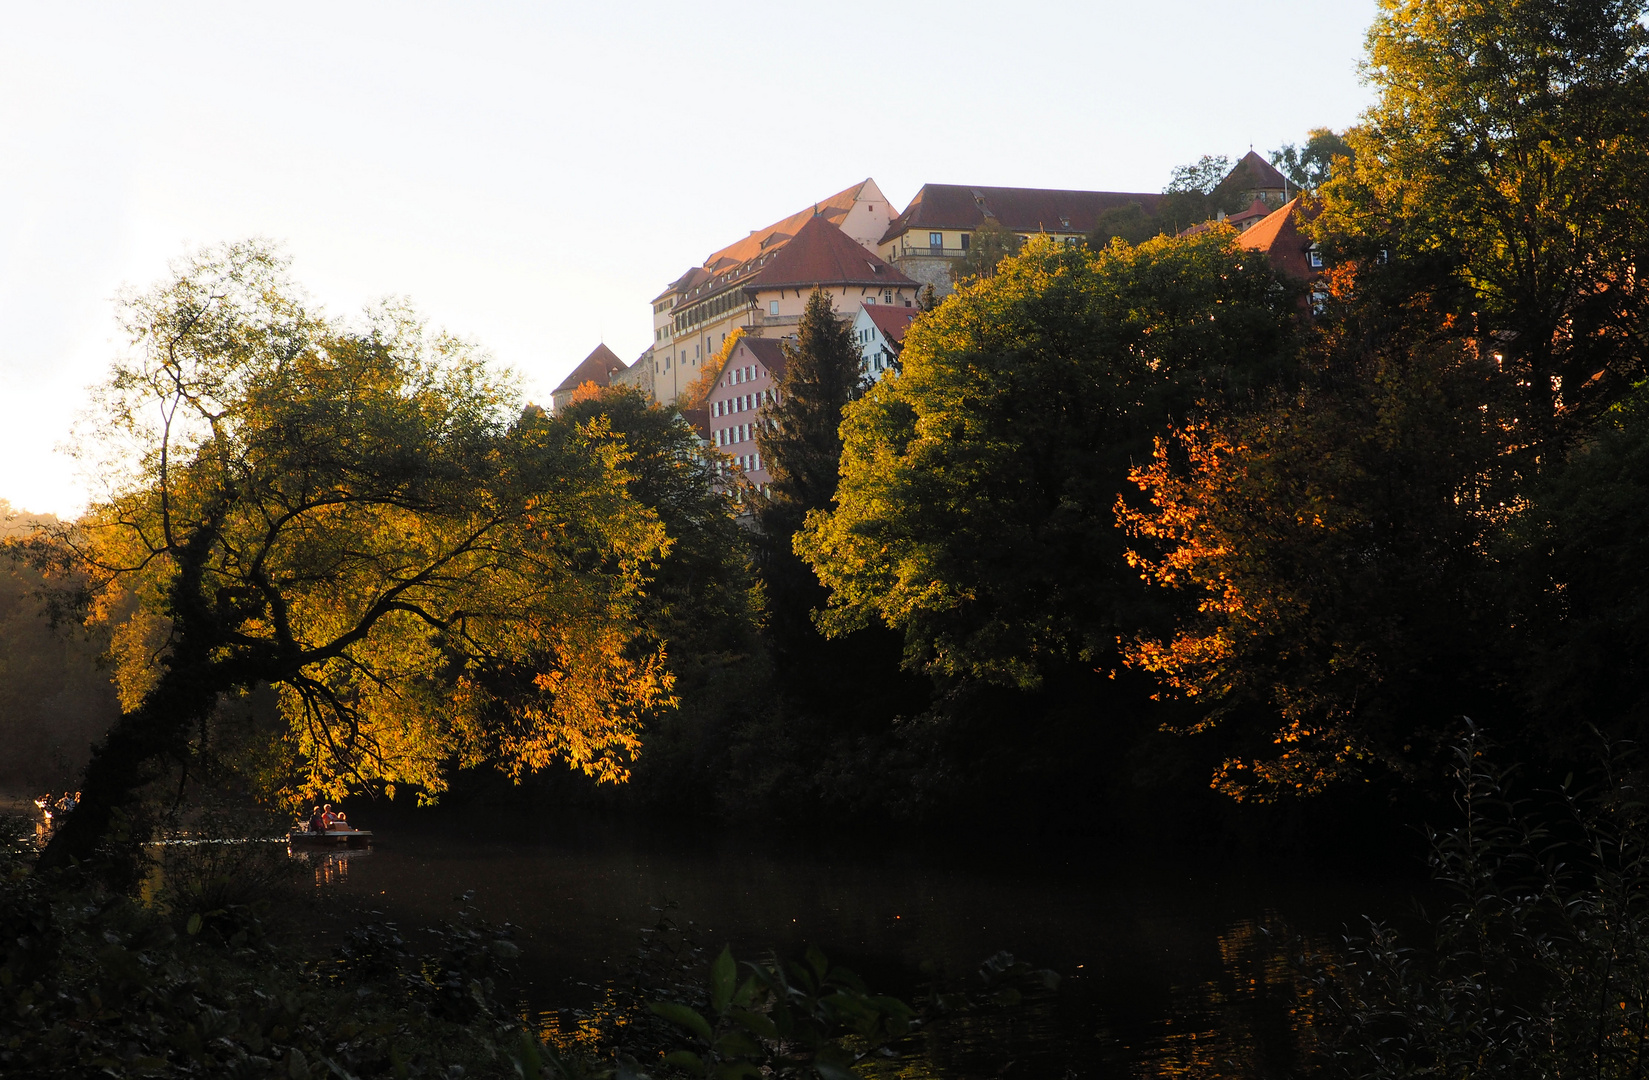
{"left": 299, "top": 810, "right": 1420, "bottom": 1079}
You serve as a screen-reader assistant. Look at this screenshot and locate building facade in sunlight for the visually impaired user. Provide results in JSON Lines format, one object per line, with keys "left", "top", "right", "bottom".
{"left": 643, "top": 179, "right": 907, "bottom": 406}
{"left": 877, "top": 183, "right": 1162, "bottom": 296}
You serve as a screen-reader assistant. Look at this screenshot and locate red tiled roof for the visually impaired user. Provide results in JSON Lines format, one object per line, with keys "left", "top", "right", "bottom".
{"left": 678, "top": 406, "right": 709, "bottom": 438}
{"left": 880, "top": 184, "right": 1162, "bottom": 245}
{"left": 701, "top": 179, "right": 873, "bottom": 271}
{"left": 732, "top": 336, "right": 788, "bottom": 380}
{"left": 862, "top": 303, "right": 917, "bottom": 345}
{"left": 1225, "top": 198, "right": 1275, "bottom": 230}
{"left": 552, "top": 343, "right": 627, "bottom": 395}
{"left": 1224, "top": 150, "right": 1289, "bottom": 193}
{"left": 1237, "top": 197, "right": 1319, "bottom": 280}
{"left": 747, "top": 213, "right": 916, "bottom": 291}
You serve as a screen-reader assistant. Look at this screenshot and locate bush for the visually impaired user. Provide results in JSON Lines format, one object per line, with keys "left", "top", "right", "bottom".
{"left": 1316, "top": 726, "right": 1649, "bottom": 1078}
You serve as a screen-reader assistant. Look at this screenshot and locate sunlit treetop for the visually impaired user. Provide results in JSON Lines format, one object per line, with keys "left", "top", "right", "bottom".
{"left": 32, "top": 242, "right": 676, "bottom": 866}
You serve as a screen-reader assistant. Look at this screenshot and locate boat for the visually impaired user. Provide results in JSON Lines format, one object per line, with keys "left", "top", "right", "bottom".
{"left": 287, "top": 828, "right": 374, "bottom": 849}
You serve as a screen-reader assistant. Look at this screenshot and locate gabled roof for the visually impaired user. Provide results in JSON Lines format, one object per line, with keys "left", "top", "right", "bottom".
{"left": 739, "top": 337, "right": 788, "bottom": 370}
{"left": 747, "top": 213, "right": 916, "bottom": 291}
{"left": 1237, "top": 197, "right": 1319, "bottom": 280}
{"left": 710, "top": 337, "right": 789, "bottom": 394}
{"left": 862, "top": 303, "right": 917, "bottom": 346}
{"left": 880, "top": 184, "right": 1162, "bottom": 244}
{"left": 552, "top": 343, "right": 627, "bottom": 395}
{"left": 702, "top": 179, "right": 876, "bottom": 271}
{"left": 1225, "top": 198, "right": 1275, "bottom": 230}
{"left": 1224, "top": 150, "right": 1289, "bottom": 193}
{"left": 678, "top": 405, "right": 709, "bottom": 438}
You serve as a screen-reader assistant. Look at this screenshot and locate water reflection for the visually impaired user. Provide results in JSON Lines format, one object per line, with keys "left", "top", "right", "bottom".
{"left": 288, "top": 846, "right": 372, "bottom": 886}
{"left": 308, "top": 816, "right": 1399, "bottom": 1079}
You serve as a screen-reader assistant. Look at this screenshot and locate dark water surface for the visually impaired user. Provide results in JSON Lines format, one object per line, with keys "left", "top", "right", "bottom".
{"left": 305, "top": 812, "right": 1419, "bottom": 1079}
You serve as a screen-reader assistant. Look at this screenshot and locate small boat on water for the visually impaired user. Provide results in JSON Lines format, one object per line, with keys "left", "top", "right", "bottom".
{"left": 288, "top": 828, "right": 373, "bottom": 849}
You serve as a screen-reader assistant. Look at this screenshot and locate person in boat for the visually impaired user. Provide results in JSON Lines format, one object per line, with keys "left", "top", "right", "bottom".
{"left": 308, "top": 805, "right": 327, "bottom": 834}
{"left": 327, "top": 810, "right": 352, "bottom": 832}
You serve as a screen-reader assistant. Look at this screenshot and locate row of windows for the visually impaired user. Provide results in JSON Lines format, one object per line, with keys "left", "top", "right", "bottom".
{"left": 716, "top": 423, "right": 755, "bottom": 447}
{"left": 713, "top": 388, "right": 771, "bottom": 418}
{"left": 725, "top": 363, "right": 762, "bottom": 387}
{"left": 928, "top": 232, "right": 973, "bottom": 250}
{"left": 676, "top": 287, "right": 749, "bottom": 333}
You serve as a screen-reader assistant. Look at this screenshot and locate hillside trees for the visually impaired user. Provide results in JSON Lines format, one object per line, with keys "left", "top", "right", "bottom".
{"left": 0, "top": 503, "right": 119, "bottom": 791}
{"left": 1116, "top": 0, "right": 1649, "bottom": 799}
{"left": 797, "top": 232, "right": 1299, "bottom": 689}
{"left": 1321, "top": 0, "right": 1649, "bottom": 443}
{"left": 31, "top": 243, "right": 674, "bottom": 869}
{"left": 550, "top": 385, "right": 764, "bottom": 802}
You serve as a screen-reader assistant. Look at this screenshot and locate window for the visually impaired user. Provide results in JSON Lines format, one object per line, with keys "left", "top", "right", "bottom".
{"left": 1308, "top": 245, "right": 1324, "bottom": 269}
{"left": 883, "top": 290, "right": 893, "bottom": 304}
{"left": 769, "top": 300, "right": 780, "bottom": 316}
{"left": 929, "top": 232, "right": 943, "bottom": 248}
{"left": 960, "top": 234, "right": 970, "bottom": 251}
{"left": 865, "top": 295, "right": 874, "bottom": 304}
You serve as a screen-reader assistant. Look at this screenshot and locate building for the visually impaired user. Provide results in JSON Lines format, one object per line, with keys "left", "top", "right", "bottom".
{"left": 1237, "top": 197, "right": 1328, "bottom": 311}
{"left": 609, "top": 345, "right": 655, "bottom": 399}
{"left": 646, "top": 179, "right": 900, "bottom": 405}
{"left": 704, "top": 336, "right": 787, "bottom": 491}
{"left": 876, "top": 183, "right": 1162, "bottom": 295}
{"left": 852, "top": 302, "right": 916, "bottom": 382}
{"left": 549, "top": 344, "right": 627, "bottom": 414}
{"left": 1221, "top": 149, "right": 1292, "bottom": 207}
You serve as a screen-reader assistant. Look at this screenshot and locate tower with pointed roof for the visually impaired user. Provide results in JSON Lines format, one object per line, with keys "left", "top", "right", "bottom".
{"left": 549, "top": 343, "right": 627, "bottom": 414}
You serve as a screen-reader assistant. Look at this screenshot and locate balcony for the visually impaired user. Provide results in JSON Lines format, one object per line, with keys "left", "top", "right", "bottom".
{"left": 892, "top": 247, "right": 969, "bottom": 260}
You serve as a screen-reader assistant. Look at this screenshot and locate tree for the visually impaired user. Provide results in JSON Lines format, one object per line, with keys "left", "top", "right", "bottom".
{"left": 677, "top": 327, "right": 745, "bottom": 410}
{"left": 797, "top": 232, "right": 1298, "bottom": 688}
{"left": 949, "top": 218, "right": 1022, "bottom": 282}
{"left": 1112, "top": 0, "right": 1649, "bottom": 801}
{"left": 550, "top": 386, "right": 765, "bottom": 801}
{"left": 0, "top": 503, "right": 119, "bottom": 792}
{"left": 1088, "top": 201, "right": 1159, "bottom": 248}
{"left": 1270, "top": 128, "right": 1353, "bottom": 191}
{"left": 1157, "top": 154, "right": 1250, "bottom": 234}
{"left": 757, "top": 288, "right": 864, "bottom": 532}
{"left": 1119, "top": 289, "right": 1509, "bottom": 799}
{"left": 1320, "top": 0, "right": 1649, "bottom": 444}
{"left": 30, "top": 243, "right": 672, "bottom": 869}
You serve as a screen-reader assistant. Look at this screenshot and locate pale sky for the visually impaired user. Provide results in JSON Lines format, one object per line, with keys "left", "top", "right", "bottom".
{"left": 1, "top": 1, "right": 1378, "bottom": 518}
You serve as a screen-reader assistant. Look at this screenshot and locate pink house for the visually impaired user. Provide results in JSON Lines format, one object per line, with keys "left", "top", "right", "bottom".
{"left": 705, "top": 337, "right": 786, "bottom": 493}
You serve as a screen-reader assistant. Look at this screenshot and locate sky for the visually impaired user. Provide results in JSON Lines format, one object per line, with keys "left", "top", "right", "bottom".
{"left": 0, "top": 1, "right": 1379, "bottom": 518}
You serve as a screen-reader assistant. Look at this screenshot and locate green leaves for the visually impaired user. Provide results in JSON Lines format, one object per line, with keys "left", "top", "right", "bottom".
{"left": 709, "top": 946, "right": 736, "bottom": 1013}
{"left": 799, "top": 231, "right": 1297, "bottom": 689}
{"left": 648, "top": 1001, "right": 713, "bottom": 1044}
{"left": 647, "top": 945, "right": 916, "bottom": 1079}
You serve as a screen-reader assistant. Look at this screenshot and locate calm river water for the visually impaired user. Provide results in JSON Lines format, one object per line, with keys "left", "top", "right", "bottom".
{"left": 303, "top": 811, "right": 1419, "bottom": 1079}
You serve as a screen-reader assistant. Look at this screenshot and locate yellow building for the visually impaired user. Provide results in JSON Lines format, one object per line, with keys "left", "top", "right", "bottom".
{"left": 877, "top": 183, "right": 1161, "bottom": 295}
{"left": 647, "top": 179, "right": 900, "bottom": 405}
